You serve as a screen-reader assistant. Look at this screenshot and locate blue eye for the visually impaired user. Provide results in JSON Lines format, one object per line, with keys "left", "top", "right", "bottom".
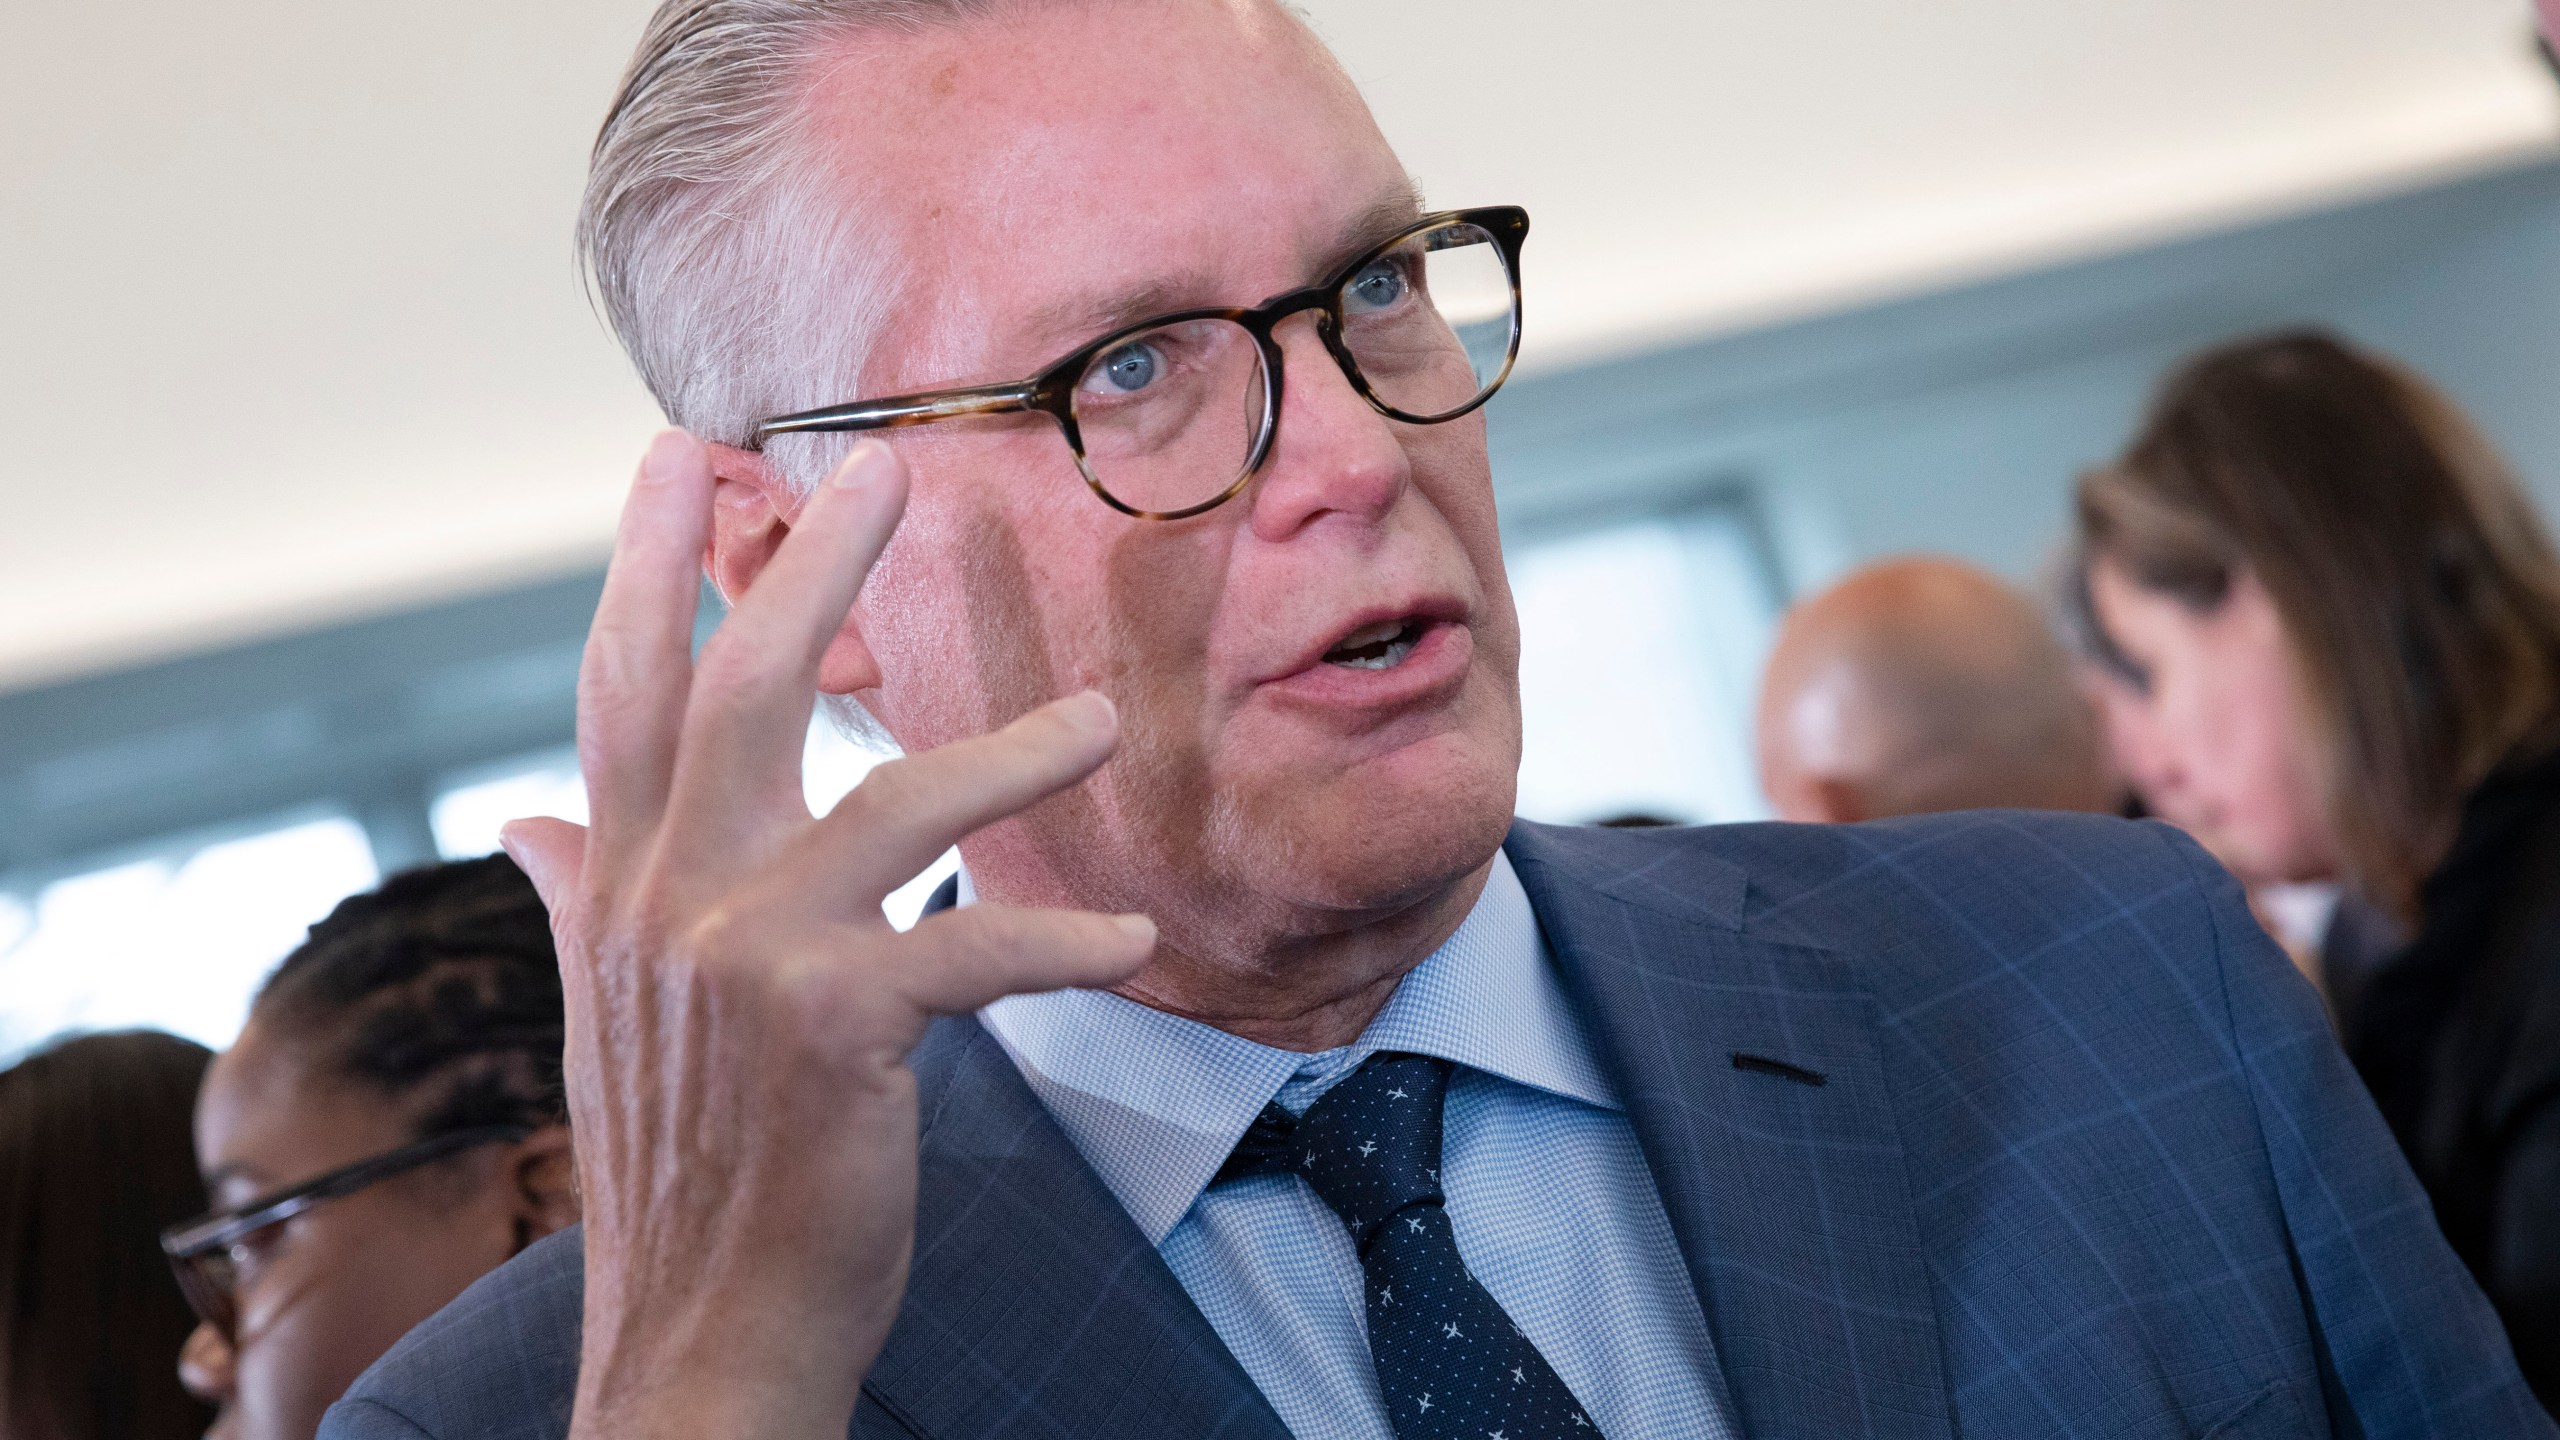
{"left": 1092, "top": 342, "right": 1160, "bottom": 394}
{"left": 1345, "top": 260, "right": 1410, "bottom": 313}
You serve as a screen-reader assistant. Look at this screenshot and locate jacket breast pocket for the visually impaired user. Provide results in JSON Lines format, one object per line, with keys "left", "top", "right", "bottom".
{"left": 2198, "top": 1380, "right": 2313, "bottom": 1440}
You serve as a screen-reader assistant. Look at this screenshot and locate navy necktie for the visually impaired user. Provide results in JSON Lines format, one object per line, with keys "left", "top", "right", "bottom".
{"left": 1214, "top": 1052, "right": 1603, "bottom": 1439}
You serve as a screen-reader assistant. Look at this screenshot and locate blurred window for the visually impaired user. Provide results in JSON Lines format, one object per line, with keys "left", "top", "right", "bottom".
{"left": 0, "top": 814, "right": 380, "bottom": 1062}
{"left": 431, "top": 748, "right": 586, "bottom": 861}
{"left": 1510, "top": 505, "right": 1780, "bottom": 827}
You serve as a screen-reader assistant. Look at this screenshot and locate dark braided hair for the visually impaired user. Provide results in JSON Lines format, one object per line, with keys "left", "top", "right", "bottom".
{"left": 254, "top": 855, "right": 565, "bottom": 1138}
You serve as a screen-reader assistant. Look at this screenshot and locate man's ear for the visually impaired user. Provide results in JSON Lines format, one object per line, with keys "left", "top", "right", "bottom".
{"left": 507, "top": 1123, "right": 580, "bottom": 1250}
{"left": 703, "top": 442, "right": 884, "bottom": 696}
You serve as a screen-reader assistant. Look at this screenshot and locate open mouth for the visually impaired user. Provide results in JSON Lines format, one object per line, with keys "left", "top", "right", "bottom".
{"left": 1322, "top": 617, "right": 1429, "bottom": 670}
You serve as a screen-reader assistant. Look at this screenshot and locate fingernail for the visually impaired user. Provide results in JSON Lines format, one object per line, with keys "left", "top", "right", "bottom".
{"left": 1113, "top": 914, "right": 1157, "bottom": 945}
{"left": 641, "top": 429, "right": 695, "bottom": 486}
{"left": 829, "top": 438, "right": 891, "bottom": 489}
{"left": 1062, "top": 689, "right": 1117, "bottom": 735}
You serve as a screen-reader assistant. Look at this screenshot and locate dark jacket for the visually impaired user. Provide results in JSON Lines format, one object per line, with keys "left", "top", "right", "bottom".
{"left": 2347, "top": 747, "right": 2560, "bottom": 1407}
{"left": 325, "top": 815, "right": 2547, "bottom": 1440}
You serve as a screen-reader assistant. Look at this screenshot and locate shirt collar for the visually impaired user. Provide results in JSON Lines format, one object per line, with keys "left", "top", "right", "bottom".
{"left": 977, "top": 851, "right": 1620, "bottom": 1245}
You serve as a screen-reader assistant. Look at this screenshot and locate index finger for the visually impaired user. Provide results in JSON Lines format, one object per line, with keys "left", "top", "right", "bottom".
{"left": 661, "top": 440, "right": 910, "bottom": 865}
{"left": 577, "top": 430, "right": 716, "bottom": 872}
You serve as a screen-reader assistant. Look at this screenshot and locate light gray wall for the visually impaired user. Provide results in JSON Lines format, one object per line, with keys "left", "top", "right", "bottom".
{"left": 2342, "top": 172, "right": 2560, "bottom": 498}
{"left": 1488, "top": 157, "right": 2560, "bottom": 592}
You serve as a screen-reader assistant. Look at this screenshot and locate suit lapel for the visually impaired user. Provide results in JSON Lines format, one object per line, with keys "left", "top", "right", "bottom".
{"left": 1507, "top": 823, "right": 1954, "bottom": 1440}
{"left": 859, "top": 1014, "right": 1291, "bottom": 1440}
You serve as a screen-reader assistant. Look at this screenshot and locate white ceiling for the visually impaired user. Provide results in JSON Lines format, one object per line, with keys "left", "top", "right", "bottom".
{"left": 6, "top": 0, "right": 2553, "bottom": 687}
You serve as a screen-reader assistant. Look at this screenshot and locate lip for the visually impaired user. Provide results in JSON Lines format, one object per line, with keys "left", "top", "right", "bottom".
{"left": 1262, "top": 598, "right": 1471, "bottom": 684}
{"left": 1255, "top": 606, "right": 1474, "bottom": 712}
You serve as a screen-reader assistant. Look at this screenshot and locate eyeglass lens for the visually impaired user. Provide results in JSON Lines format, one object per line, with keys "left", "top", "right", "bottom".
{"left": 1339, "top": 220, "right": 1516, "bottom": 420}
{"left": 1071, "top": 317, "right": 1271, "bottom": 517}
{"left": 174, "top": 1245, "right": 241, "bottom": 1335}
{"left": 1065, "top": 219, "right": 1515, "bottom": 516}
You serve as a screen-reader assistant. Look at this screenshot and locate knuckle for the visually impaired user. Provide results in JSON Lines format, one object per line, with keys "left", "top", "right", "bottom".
{"left": 678, "top": 899, "right": 756, "bottom": 971}
{"left": 846, "top": 755, "right": 928, "bottom": 820}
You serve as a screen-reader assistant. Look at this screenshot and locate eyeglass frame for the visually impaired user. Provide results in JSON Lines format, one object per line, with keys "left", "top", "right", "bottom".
{"left": 161, "top": 1123, "right": 535, "bottom": 1334}
{"left": 749, "top": 205, "right": 1530, "bottom": 522}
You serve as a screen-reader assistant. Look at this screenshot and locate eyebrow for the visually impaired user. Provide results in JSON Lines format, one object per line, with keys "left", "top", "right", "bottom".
{"left": 1022, "top": 180, "right": 1429, "bottom": 354}
{"left": 1299, "top": 181, "right": 1432, "bottom": 294}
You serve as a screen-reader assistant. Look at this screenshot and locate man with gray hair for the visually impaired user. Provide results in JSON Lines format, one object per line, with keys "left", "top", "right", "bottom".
{"left": 326, "top": 3, "right": 2550, "bottom": 1438}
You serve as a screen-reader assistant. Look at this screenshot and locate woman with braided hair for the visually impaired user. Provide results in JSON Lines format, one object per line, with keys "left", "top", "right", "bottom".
{"left": 169, "top": 855, "right": 577, "bottom": 1440}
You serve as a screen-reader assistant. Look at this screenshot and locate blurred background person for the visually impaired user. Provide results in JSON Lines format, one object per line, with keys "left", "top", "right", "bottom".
{"left": 1756, "top": 555, "right": 2125, "bottom": 823}
{"left": 169, "top": 856, "right": 575, "bottom": 1440}
{"left": 0, "top": 1030, "right": 214, "bottom": 1440}
{"left": 2071, "top": 328, "right": 2560, "bottom": 1404}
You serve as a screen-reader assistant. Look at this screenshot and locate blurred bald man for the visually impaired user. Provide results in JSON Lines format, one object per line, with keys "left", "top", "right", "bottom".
{"left": 1757, "top": 556, "right": 2121, "bottom": 824}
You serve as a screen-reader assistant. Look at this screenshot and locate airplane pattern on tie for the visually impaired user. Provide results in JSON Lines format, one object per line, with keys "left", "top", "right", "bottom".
{"left": 1215, "top": 1052, "right": 1605, "bottom": 1440}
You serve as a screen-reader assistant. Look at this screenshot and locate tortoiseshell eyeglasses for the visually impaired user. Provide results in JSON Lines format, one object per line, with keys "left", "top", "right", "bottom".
{"left": 750, "top": 206, "right": 1529, "bottom": 521}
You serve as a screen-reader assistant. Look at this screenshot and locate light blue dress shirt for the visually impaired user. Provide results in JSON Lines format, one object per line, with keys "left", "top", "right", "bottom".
{"left": 977, "top": 853, "right": 1738, "bottom": 1440}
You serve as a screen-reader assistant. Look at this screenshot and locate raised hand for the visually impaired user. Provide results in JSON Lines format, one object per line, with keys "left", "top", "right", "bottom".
{"left": 500, "top": 431, "right": 1155, "bottom": 1440}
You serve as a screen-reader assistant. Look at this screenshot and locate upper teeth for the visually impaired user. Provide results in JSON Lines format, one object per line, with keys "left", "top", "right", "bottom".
{"left": 1326, "top": 619, "right": 1420, "bottom": 669}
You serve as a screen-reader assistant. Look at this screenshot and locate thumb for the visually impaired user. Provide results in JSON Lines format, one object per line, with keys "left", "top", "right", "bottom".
{"left": 499, "top": 816, "right": 589, "bottom": 912}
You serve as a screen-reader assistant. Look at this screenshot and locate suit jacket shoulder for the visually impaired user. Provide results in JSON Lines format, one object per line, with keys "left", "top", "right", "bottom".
{"left": 1507, "top": 811, "right": 2553, "bottom": 1440}
{"left": 324, "top": 1225, "right": 584, "bottom": 1440}
{"left": 325, "top": 1015, "right": 1277, "bottom": 1440}
{"left": 1524, "top": 808, "right": 2296, "bottom": 1077}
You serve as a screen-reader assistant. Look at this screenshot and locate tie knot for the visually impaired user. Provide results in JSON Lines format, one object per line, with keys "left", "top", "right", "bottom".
{"left": 1218, "top": 1052, "right": 1452, "bottom": 1249}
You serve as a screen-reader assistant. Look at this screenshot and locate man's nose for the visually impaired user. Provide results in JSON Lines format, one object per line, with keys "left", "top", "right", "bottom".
{"left": 179, "top": 1319, "right": 237, "bottom": 1405}
{"left": 1244, "top": 317, "right": 1413, "bottom": 542}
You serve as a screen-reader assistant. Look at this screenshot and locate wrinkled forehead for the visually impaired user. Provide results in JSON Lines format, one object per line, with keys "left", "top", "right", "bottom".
{"left": 801, "top": 0, "right": 1419, "bottom": 384}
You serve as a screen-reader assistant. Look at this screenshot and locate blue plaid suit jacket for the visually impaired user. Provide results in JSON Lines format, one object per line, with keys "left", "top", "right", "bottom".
{"left": 324, "top": 813, "right": 2553, "bottom": 1438}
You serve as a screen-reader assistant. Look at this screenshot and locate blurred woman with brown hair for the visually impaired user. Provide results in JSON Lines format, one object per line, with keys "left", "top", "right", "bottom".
{"left": 2071, "top": 328, "right": 2560, "bottom": 1402}
{"left": 0, "top": 1030, "right": 216, "bottom": 1440}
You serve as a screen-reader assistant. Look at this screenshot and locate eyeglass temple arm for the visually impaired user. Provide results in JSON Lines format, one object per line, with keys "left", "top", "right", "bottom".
{"left": 161, "top": 1123, "right": 535, "bottom": 1257}
{"left": 754, "top": 383, "right": 1039, "bottom": 444}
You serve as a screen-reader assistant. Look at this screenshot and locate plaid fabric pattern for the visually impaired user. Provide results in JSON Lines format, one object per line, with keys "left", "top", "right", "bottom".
{"left": 325, "top": 812, "right": 2555, "bottom": 1440}
{"left": 1509, "top": 811, "right": 2554, "bottom": 1439}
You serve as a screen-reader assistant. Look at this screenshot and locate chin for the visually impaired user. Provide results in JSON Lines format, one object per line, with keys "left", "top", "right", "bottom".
{"left": 1243, "top": 727, "right": 1519, "bottom": 915}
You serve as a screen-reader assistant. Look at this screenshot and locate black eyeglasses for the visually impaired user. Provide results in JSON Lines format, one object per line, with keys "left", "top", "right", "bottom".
{"left": 160, "top": 1124, "right": 532, "bottom": 1337}
{"left": 751, "top": 205, "right": 1529, "bottom": 521}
